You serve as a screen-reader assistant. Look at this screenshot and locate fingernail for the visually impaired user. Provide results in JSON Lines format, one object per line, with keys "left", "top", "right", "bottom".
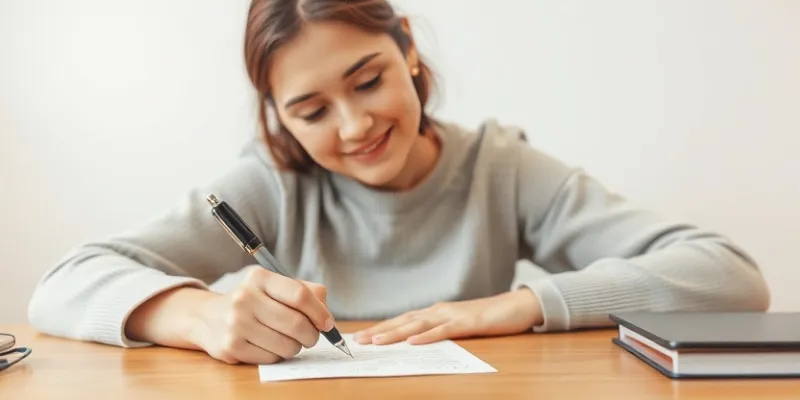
{"left": 324, "top": 317, "right": 335, "bottom": 331}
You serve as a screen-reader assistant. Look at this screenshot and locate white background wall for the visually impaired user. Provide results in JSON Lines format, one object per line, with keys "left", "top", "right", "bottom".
{"left": 1, "top": 0, "right": 798, "bottom": 324}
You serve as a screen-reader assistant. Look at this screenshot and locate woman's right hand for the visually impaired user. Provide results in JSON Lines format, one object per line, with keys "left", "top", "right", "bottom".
{"left": 189, "top": 266, "right": 335, "bottom": 365}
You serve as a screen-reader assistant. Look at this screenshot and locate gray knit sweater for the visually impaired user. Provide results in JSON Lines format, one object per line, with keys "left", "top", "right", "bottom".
{"left": 27, "top": 119, "right": 771, "bottom": 347}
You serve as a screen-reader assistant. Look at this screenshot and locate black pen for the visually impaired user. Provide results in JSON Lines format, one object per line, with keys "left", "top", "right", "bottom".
{"left": 205, "top": 194, "right": 353, "bottom": 358}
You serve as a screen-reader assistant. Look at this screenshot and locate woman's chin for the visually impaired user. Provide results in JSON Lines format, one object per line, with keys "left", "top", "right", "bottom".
{"left": 345, "top": 157, "right": 409, "bottom": 190}
{"left": 353, "top": 169, "right": 404, "bottom": 190}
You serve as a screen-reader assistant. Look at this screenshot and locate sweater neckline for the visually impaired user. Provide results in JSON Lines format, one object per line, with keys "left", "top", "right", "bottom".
{"left": 328, "top": 122, "right": 457, "bottom": 214}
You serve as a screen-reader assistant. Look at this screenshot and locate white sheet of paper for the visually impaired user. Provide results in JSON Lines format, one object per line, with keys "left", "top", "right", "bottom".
{"left": 258, "top": 333, "right": 497, "bottom": 382}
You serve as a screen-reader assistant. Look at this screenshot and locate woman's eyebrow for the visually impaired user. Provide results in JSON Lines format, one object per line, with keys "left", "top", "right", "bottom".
{"left": 342, "top": 52, "right": 381, "bottom": 78}
{"left": 283, "top": 52, "right": 382, "bottom": 109}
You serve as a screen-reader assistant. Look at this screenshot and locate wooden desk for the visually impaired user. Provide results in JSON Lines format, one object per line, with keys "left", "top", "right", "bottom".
{"left": 1, "top": 322, "right": 798, "bottom": 400}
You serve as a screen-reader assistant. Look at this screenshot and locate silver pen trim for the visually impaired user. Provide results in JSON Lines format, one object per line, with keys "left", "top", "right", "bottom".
{"left": 253, "top": 245, "right": 292, "bottom": 277}
{"left": 335, "top": 342, "right": 353, "bottom": 358}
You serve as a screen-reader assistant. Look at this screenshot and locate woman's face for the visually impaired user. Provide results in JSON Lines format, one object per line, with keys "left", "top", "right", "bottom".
{"left": 268, "top": 20, "right": 423, "bottom": 189}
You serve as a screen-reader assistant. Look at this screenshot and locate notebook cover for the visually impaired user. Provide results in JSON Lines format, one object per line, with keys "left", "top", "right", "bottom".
{"left": 612, "top": 337, "right": 800, "bottom": 379}
{"left": 608, "top": 312, "right": 800, "bottom": 349}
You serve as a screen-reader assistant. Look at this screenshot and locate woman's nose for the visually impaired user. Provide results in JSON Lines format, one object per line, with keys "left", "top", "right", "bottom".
{"left": 338, "top": 103, "right": 373, "bottom": 141}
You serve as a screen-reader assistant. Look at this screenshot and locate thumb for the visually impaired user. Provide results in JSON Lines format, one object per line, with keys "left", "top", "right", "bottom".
{"left": 301, "top": 280, "right": 327, "bottom": 306}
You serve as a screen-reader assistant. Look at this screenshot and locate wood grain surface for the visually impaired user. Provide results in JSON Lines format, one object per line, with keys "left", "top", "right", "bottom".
{"left": 1, "top": 322, "right": 798, "bottom": 400}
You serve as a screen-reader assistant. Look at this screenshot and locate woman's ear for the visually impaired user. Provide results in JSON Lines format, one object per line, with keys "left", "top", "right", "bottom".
{"left": 399, "top": 17, "right": 413, "bottom": 39}
{"left": 399, "top": 17, "right": 420, "bottom": 73}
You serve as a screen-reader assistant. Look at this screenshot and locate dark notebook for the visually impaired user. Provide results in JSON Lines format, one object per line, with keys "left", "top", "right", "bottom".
{"left": 609, "top": 312, "right": 800, "bottom": 379}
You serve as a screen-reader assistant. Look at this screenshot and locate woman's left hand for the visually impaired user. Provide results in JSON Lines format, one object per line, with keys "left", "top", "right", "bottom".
{"left": 352, "top": 289, "right": 544, "bottom": 345}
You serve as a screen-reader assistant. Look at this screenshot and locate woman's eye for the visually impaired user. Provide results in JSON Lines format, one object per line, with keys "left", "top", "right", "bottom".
{"left": 356, "top": 73, "right": 382, "bottom": 91}
{"left": 301, "top": 107, "right": 326, "bottom": 122}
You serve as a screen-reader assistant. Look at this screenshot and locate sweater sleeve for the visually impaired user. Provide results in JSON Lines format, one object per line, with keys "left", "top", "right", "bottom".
{"left": 511, "top": 146, "right": 771, "bottom": 332}
{"left": 27, "top": 144, "right": 286, "bottom": 347}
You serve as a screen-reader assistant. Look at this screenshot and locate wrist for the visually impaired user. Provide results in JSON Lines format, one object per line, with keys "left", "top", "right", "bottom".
{"left": 126, "top": 286, "right": 217, "bottom": 350}
{"left": 509, "top": 287, "right": 544, "bottom": 327}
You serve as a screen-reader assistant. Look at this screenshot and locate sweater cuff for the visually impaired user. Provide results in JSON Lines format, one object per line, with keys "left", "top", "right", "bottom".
{"left": 517, "top": 259, "right": 660, "bottom": 331}
{"left": 81, "top": 274, "right": 208, "bottom": 348}
{"left": 512, "top": 278, "right": 570, "bottom": 332}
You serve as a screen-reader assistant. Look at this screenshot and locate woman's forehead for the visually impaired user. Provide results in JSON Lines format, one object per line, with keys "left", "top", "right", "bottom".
{"left": 268, "top": 21, "right": 398, "bottom": 97}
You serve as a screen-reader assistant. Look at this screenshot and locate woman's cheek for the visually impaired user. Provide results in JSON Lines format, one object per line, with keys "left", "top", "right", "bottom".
{"left": 295, "top": 126, "right": 340, "bottom": 164}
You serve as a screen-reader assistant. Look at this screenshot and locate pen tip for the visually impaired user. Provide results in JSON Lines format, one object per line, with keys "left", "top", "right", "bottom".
{"left": 338, "top": 343, "right": 353, "bottom": 358}
{"left": 206, "top": 194, "right": 220, "bottom": 206}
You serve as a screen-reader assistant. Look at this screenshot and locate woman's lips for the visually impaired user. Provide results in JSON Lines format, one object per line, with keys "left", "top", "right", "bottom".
{"left": 346, "top": 127, "right": 392, "bottom": 162}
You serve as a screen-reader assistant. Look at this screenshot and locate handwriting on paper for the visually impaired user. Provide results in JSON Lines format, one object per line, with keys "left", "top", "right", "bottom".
{"left": 258, "top": 333, "right": 496, "bottom": 382}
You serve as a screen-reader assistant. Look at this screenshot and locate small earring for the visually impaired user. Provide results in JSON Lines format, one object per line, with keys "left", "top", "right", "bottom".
{"left": 411, "top": 66, "right": 419, "bottom": 76}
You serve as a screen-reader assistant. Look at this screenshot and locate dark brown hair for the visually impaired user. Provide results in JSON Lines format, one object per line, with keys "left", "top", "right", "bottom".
{"left": 243, "top": 0, "right": 436, "bottom": 172}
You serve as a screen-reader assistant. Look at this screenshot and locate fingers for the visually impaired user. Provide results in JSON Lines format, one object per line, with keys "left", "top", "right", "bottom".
{"left": 252, "top": 290, "right": 320, "bottom": 349}
{"left": 215, "top": 334, "right": 282, "bottom": 365}
{"left": 352, "top": 318, "right": 405, "bottom": 344}
{"left": 244, "top": 267, "right": 334, "bottom": 333}
{"left": 261, "top": 271, "right": 335, "bottom": 332}
{"left": 241, "top": 318, "right": 303, "bottom": 360}
{"left": 407, "top": 322, "right": 458, "bottom": 345}
{"left": 353, "top": 303, "right": 474, "bottom": 346}
{"left": 301, "top": 280, "right": 328, "bottom": 306}
{"left": 370, "top": 319, "right": 434, "bottom": 345}
{"left": 200, "top": 268, "right": 335, "bottom": 366}
{"left": 353, "top": 312, "right": 421, "bottom": 344}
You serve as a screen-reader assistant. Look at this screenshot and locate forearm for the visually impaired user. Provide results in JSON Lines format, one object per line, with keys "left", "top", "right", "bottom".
{"left": 28, "top": 247, "right": 210, "bottom": 347}
{"left": 514, "top": 156, "right": 770, "bottom": 332}
{"left": 28, "top": 152, "right": 288, "bottom": 347}
{"left": 125, "top": 286, "right": 217, "bottom": 350}
{"left": 516, "top": 240, "right": 771, "bottom": 331}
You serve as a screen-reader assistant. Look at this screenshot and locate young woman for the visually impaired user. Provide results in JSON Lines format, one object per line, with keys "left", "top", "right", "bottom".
{"left": 27, "top": 0, "right": 770, "bottom": 365}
